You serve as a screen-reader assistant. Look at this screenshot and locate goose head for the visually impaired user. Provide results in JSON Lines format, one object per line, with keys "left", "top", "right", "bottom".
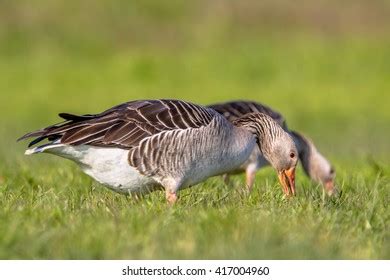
{"left": 290, "top": 131, "right": 336, "bottom": 195}
{"left": 234, "top": 113, "right": 298, "bottom": 196}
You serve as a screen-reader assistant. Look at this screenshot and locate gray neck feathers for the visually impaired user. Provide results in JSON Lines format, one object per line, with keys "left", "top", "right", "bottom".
{"left": 233, "top": 113, "right": 284, "bottom": 157}
{"left": 290, "top": 131, "right": 313, "bottom": 176}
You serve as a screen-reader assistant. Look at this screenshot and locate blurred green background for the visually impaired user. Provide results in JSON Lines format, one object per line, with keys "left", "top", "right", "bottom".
{"left": 0, "top": 0, "right": 389, "bottom": 259}
{"left": 1, "top": 0, "right": 390, "bottom": 159}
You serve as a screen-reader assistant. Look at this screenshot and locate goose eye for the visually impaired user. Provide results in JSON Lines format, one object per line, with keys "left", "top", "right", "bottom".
{"left": 290, "top": 152, "right": 295, "bottom": 159}
{"left": 330, "top": 168, "right": 335, "bottom": 174}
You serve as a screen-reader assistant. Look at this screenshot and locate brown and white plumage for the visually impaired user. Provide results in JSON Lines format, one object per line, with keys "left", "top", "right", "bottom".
{"left": 20, "top": 100, "right": 215, "bottom": 149}
{"left": 209, "top": 100, "right": 336, "bottom": 194}
{"left": 19, "top": 99, "right": 298, "bottom": 203}
{"left": 210, "top": 101, "right": 287, "bottom": 129}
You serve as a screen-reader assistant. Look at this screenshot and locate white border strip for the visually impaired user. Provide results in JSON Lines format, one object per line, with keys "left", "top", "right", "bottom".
{"left": 0, "top": 260, "right": 388, "bottom": 280}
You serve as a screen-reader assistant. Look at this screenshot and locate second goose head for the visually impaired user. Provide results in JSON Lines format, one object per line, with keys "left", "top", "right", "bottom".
{"left": 290, "top": 131, "right": 336, "bottom": 195}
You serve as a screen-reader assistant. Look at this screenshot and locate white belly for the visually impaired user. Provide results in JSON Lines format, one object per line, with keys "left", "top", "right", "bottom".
{"left": 45, "top": 145, "right": 160, "bottom": 194}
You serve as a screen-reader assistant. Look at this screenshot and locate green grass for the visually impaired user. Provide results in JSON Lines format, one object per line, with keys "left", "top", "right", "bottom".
{"left": 0, "top": 1, "right": 389, "bottom": 259}
{"left": 0, "top": 158, "right": 389, "bottom": 259}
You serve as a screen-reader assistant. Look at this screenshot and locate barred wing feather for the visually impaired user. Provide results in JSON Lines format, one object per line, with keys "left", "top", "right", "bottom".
{"left": 18, "top": 99, "right": 216, "bottom": 149}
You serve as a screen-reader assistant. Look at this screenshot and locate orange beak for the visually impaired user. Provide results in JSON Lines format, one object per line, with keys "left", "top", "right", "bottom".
{"left": 325, "top": 180, "right": 336, "bottom": 196}
{"left": 278, "top": 167, "right": 296, "bottom": 196}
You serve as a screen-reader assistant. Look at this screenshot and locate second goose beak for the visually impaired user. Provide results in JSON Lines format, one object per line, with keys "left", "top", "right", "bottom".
{"left": 325, "top": 180, "right": 336, "bottom": 196}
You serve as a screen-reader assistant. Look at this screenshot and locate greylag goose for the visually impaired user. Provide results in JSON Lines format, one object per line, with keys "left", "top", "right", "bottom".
{"left": 18, "top": 99, "right": 298, "bottom": 204}
{"left": 209, "top": 100, "right": 336, "bottom": 195}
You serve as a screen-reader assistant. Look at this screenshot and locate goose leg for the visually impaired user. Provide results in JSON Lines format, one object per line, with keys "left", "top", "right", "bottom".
{"left": 222, "top": 174, "right": 231, "bottom": 186}
{"left": 245, "top": 168, "right": 256, "bottom": 192}
{"left": 165, "top": 189, "right": 178, "bottom": 205}
{"left": 162, "top": 178, "right": 181, "bottom": 205}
